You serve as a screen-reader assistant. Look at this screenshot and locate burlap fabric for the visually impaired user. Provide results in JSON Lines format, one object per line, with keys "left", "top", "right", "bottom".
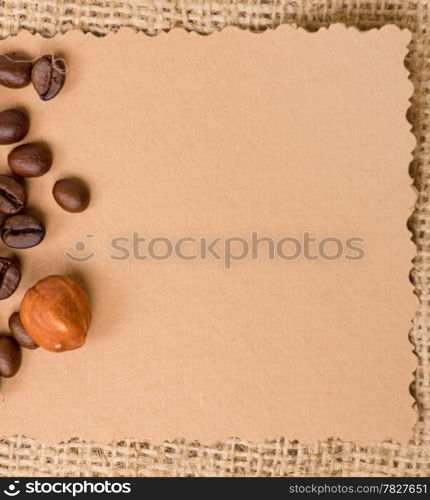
{"left": 0, "top": 0, "right": 427, "bottom": 477}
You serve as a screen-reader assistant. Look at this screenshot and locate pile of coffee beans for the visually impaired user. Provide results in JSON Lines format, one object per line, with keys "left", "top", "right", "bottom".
{"left": 0, "top": 53, "right": 92, "bottom": 379}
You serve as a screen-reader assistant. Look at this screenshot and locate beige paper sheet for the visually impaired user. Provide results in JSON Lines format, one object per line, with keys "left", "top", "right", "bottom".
{"left": 0, "top": 25, "right": 414, "bottom": 445}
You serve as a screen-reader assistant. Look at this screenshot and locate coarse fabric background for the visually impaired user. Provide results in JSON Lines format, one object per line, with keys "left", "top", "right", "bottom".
{"left": 0, "top": 0, "right": 427, "bottom": 477}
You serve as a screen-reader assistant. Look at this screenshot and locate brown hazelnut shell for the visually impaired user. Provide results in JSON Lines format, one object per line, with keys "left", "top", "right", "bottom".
{"left": 20, "top": 275, "right": 91, "bottom": 353}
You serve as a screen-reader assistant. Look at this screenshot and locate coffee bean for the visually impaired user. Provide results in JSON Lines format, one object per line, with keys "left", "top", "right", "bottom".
{"left": 0, "top": 54, "right": 32, "bottom": 89}
{"left": 0, "top": 109, "right": 29, "bottom": 145}
{"left": 9, "top": 312, "right": 38, "bottom": 350}
{"left": 0, "top": 257, "right": 20, "bottom": 299}
{"left": 8, "top": 142, "right": 52, "bottom": 178}
{"left": 1, "top": 214, "right": 45, "bottom": 249}
{"left": 53, "top": 178, "right": 90, "bottom": 213}
{"left": 32, "top": 56, "right": 66, "bottom": 101}
{"left": 0, "top": 335, "right": 21, "bottom": 377}
{"left": 0, "top": 175, "right": 27, "bottom": 214}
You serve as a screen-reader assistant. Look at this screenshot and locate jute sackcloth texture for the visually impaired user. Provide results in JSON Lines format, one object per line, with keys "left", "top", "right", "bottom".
{"left": 0, "top": 0, "right": 427, "bottom": 476}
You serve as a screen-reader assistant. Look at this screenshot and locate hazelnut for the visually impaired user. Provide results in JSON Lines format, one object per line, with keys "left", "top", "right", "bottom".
{"left": 20, "top": 275, "right": 91, "bottom": 353}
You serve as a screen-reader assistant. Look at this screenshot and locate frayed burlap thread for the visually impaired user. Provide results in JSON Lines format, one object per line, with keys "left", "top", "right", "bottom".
{"left": 0, "top": 0, "right": 429, "bottom": 477}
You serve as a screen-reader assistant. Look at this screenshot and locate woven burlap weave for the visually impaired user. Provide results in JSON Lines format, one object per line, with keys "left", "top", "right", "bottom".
{"left": 0, "top": 0, "right": 428, "bottom": 477}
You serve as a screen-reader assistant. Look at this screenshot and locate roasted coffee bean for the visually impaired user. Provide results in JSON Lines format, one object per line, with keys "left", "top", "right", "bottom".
{"left": 8, "top": 142, "right": 52, "bottom": 178}
{"left": 0, "top": 257, "right": 20, "bottom": 299}
{"left": 0, "top": 109, "right": 29, "bottom": 145}
{"left": 0, "top": 335, "right": 21, "bottom": 377}
{"left": 0, "top": 54, "right": 32, "bottom": 89}
{"left": 53, "top": 178, "right": 90, "bottom": 213}
{"left": 9, "top": 312, "right": 38, "bottom": 349}
{"left": 0, "top": 175, "right": 26, "bottom": 214}
{"left": 32, "top": 56, "right": 66, "bottom": 101}
{"left": 1, "top": 214, "right": 45, "bottom": 249}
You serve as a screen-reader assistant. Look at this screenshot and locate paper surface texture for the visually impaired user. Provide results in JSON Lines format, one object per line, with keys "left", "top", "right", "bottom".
{"left": 0, "top": 25, "right": 414, "bottom": 444}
